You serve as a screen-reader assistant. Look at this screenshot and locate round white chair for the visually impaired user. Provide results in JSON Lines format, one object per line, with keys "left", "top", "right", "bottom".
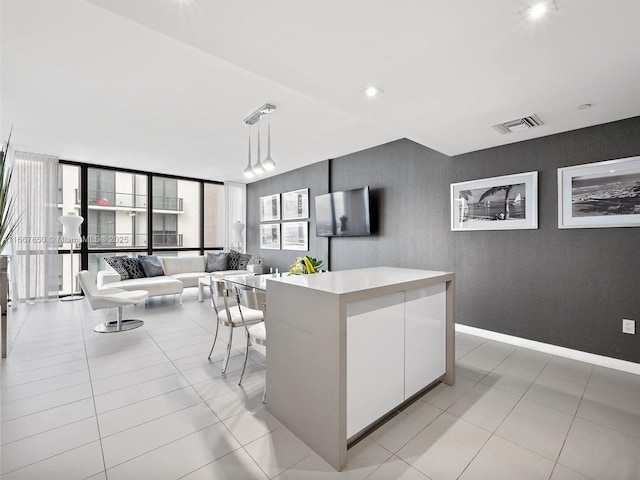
{"left": 77, "top": 271, "right": 149, "bottom": 333}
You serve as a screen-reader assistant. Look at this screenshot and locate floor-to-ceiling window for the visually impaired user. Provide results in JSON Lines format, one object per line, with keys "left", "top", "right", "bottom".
{"left": 57, "top": 164, "right": 82, "bottom": 295}
{"left": 57, "top": 161, "right": 224, "bottom": 295}
{"left": 152, "top": 177, "right": 201, "bottom": 253}
{"left": 204, "top": 182, "right": 224, "bottom": 251}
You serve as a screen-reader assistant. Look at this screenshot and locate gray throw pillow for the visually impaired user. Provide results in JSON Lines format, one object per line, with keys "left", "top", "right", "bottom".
{"left": 138, "top": 255, "right": 165, "bottom": 277}
{"left": 205, "top": 252, "right": 228, "bottom": 272}
{"left": 105, "top": 256, "right": 130, "bottom": 280}
{"left": 121, "top": 257, "right": 146, "bottom": 279}
{"left": 237, "top": 253, "right": 252, "bottom": 270}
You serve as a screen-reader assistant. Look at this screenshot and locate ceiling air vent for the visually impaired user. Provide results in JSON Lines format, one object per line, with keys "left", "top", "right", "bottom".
{"left": 491, "top": 114, "right": 544, "bottom": 134}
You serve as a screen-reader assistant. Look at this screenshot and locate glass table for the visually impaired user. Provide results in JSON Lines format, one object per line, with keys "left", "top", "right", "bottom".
{"left": 222, "top": 273, "right": 285, "bottom": 291}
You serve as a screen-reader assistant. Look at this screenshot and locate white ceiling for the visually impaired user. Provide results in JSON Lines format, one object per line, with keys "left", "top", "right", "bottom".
{"left": 2, "top": 0, "right": 640, "bottom": 183}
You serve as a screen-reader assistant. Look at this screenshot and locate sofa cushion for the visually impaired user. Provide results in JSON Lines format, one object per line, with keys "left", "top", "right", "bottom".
{"left": 105, "top": 256, "right": 130, "bottom": 280}
{"left": 112, "top": 276, "right": 184, "bottom": 296}
{"left": 161, "top": 255, "right": 205, "bottom": 276}
{"left": 121, "top": 257, "right": 146, "bottom": 279}
{"left": 170, "top": 272, "right": 207, "bottom": 288}
{"left": 138, "top": 255, "right": 165, "bottom": 277}
{"left": 205, "top": 252, "right": 228, "bottom": 272}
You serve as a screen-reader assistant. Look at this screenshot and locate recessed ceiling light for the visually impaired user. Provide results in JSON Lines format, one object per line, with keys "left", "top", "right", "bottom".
{"left": 521, "top": 0, "right": 557, "bottom": 21}
{"left": 529, "top": 2, "right": 548, "bottom": 19}
{"left": 577, "top": 103, "right": 592, "bottom": 110}
{"left": 363, "top": 86, "right": 383, "bottom": 97}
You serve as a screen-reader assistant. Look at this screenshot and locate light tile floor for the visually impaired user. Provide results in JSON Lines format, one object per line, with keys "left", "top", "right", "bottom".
{"left": 2, "top": 292, "right": 640, "bottom": 479}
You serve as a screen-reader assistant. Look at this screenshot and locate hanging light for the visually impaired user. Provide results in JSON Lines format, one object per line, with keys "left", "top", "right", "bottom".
{"left": 242, "top": 103, "right": 276, "bottom": 178}
{"left": 252, "top": 121, "right": 264, "bottom": 174}
{"left": 243, "top": 135, "right": 255, "bottom": 178}
{"left": 262, "top": 114, "right": 276, "bottom": 171}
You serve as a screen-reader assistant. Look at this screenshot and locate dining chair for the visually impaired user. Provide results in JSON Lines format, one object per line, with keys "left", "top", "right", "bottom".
{"left": 207, "top": 279, "right": 263, "bottom": 374}
{"left": 236, "top": 287, "right": 267, "bottom": 401}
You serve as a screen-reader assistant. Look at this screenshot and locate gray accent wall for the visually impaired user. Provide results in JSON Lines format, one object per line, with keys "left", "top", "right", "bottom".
{"left": 329, "top": 139, "right": 455, "bottom": 273}
{"left": 452, "top": 117, "right": 640, "bottom": 363}
{"left": 247, "top": 116, "right": 640, "bottom": 363}
{"left": 247, "top": 160, "right": 329, "bottom": 272}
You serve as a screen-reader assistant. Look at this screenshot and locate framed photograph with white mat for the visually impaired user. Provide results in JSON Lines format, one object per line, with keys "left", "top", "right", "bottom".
{"left": 282, "top": 221, "right": 308, "bottom": 251}
{"left": 451, "top": 171, "right": 538, "bottom": 231}
{"left": 282, "top": 188, "right": 309, "bottom": 220}
{"left": 558, "top": 155, "right": 640, "bottom": 229}
{"left": 259, "top": 194, "right": 280, "bottom": 222}
{"left": 259, "top": 223, "right": 280, "bottom": 250}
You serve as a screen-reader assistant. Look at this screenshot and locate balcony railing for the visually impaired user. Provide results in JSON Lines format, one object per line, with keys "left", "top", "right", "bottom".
{"left": 77, "top": 190, "right": 184, "bottom": 212}
{"left": 152, "top": 233, "right": 184, "bottom": 247}
{"left": 152, "top": 196, "right": 183, "bottom": 212}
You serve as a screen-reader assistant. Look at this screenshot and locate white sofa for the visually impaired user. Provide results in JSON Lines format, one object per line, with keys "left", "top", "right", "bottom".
{"left": 97, "top": 255, "right": 249, "bottom": 303}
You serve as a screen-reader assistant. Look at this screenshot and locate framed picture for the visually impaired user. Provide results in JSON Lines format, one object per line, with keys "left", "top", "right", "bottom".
{"left": 259, "top": 223, "right": 280, "bottom": 250}
{"left": 259, "top": 194, "right": 280, "bottom": 222}
{"left": 558, "top": 155, "right": 640, "bottom": 229}
{"left": 282, "top": 188, "right": 309, "bottom": 220}
{"left": 281, "top": 221, "right": 308, "bottom": 251}
{"left": 451, "top": 171, "right": 538, "bottom": 231}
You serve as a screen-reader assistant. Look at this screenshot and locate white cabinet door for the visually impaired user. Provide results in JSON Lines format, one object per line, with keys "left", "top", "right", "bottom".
{"left": 404, "top": 284, "right": 446, "bottom": 399}
{"left": 347, "top": 292, "right": 405, "bottom": 438}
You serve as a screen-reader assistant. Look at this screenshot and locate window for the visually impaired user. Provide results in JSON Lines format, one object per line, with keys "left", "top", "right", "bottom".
{"left": 153, "top": 213, "right": 180, "bottom": 247}
{"left": 87, "top": 168, "right": 148, "bottom": 250}
{"left": 204, "top": 183, "right": 224, "bottom": 248}
{"left": 88, "top": 211, "right": 115, "bottom": 247}
{"left": 152, "top": 177, "right": 200, "bottom": 249}
{"left": 57, "top": 164, "right": 81, "bottom": 294}
{"left": 58, "top": 161, "right": 225, "bottom": 286}
{"left": 88, "top": 169, "right": 115, "bottom": 206}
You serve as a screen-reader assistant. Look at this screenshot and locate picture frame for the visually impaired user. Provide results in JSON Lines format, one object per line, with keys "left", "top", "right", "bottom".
{"left": 259, "top": 223, "right": 280, "bottom": 250}
{"left": 259, "top": 194, "right": 280, "bottom": 222}
{"left": 282, "top": 188, "right": 309, "bottom": 220}
{"left": 558, "top": 155, "right": 640, "bottom": 229}
{"left": 281, "top": 221, "right": 308, "bottom": 251}
{"left": 451, "top": 171, "right": 538, "bottom": 231}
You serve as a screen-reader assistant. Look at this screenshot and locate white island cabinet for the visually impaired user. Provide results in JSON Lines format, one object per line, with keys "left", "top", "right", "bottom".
{"left": 266, "top": 267, "right": 455, "bottom": 471}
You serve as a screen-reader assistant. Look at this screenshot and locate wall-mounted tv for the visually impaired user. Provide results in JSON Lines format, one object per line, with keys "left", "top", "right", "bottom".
{"left": 315, "top": 186, "right": 371, "bottom": 237}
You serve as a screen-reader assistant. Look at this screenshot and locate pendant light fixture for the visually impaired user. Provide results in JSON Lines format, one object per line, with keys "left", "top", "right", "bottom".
{"left": 242, "top": 103, "right": 276, "bottom": 178}
{"left": 262, "top": 114, "right": 276, "bottom": 171}
{"left": 243, "top": 135, "right": 255, "bottom": 179}
{"left": 252, "top": 121, "right": 264, "bottom": 174}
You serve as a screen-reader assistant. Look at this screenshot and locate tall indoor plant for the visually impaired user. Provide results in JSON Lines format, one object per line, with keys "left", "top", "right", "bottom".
{"left": 0, "top": 126, "right": 21, "bottom": 357}
{"left": 0, "top": 127, "right": 21, "bottom": 251}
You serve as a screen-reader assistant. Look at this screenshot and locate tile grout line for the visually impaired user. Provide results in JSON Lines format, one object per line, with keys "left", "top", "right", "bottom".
{"left": 95, "top": 320, "right": 252, "bottom": 477}
{"left": 450, "top": 344, "right": 552, "bottom": 479}
{"left": 0, "top": 303, "right": 104, "bottom": 477}
{"left": 550, "top": 365, "right": 594, "bottom": 479}
{"left": 144, "top": 308, "right": 277, "bottom": 479}
{"left": 79, "top": 302, "right": 110, "bottom": 479}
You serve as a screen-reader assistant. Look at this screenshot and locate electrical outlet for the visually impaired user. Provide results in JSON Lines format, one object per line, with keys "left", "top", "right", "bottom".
{"left": 622, "top": 319, "right": 635, "bottom": 335}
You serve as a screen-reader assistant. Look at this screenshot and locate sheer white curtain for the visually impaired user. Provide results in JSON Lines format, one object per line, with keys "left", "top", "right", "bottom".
{"left": 224, "top": 181, "right": 246, "bottom": 252}
{"left": 10, "top": 151, "right": 59, "bottom": 302}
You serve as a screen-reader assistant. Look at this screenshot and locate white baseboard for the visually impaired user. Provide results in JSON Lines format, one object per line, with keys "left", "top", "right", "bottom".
{"left": 455, "top": 324, "right": 640, "bottom": 376}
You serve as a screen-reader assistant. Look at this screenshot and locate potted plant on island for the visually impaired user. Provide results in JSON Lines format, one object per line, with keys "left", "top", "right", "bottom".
{"left": 288, "top": 256, "right": 324, "bottom": 275}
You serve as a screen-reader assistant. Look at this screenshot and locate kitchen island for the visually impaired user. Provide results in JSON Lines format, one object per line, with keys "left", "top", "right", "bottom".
{"left": 266, "top": 267, "right": 455, "bottom": 471}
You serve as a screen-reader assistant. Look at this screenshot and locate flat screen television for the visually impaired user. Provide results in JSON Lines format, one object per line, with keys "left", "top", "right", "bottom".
{"left": 315, "top": 186, "right": 371, "bottom": 237}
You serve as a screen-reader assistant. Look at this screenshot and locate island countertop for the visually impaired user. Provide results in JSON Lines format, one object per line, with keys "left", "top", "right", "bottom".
{"left": 267, "top": 266, "right": 453, "bottom": 297}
